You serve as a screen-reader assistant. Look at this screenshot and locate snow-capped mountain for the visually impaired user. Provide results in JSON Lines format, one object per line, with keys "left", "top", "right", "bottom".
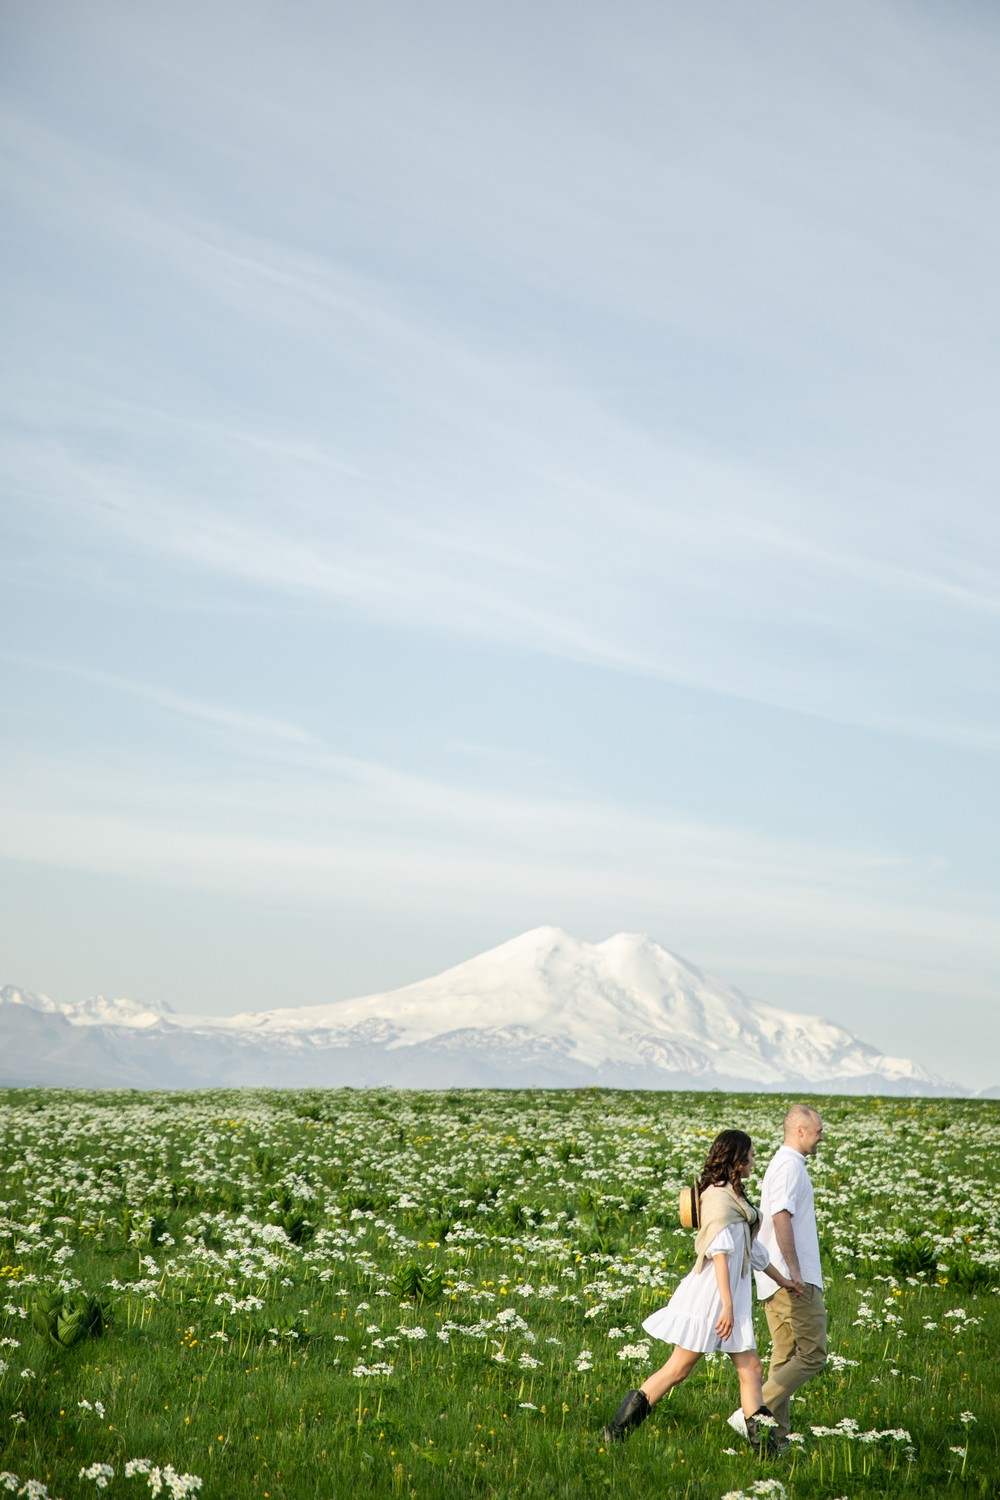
{"left": 0, "top": 984, "right": 173, "bottom": 1029}
{"left": 0, "top": 929, "right": 966, "bottom": 1093}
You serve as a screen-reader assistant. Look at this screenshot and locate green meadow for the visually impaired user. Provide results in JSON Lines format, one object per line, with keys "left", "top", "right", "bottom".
{"left": 1, "top": 1089, "right": 997, "bottom": 1500}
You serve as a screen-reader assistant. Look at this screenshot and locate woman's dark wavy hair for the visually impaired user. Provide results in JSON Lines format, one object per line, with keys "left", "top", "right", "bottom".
{"left": 697, "top": 1129, "right": 753, "bottom": 1197}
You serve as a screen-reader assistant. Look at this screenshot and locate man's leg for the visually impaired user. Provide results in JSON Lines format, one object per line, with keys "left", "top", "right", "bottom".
{"left": 761, "top": 1289, "right": 797, "bottom": 1438}
{"left": 761, "top": 1285, "right": 827, "bottom": 1439}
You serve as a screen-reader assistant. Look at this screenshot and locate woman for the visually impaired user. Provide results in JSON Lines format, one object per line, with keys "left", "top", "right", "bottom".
{"left": 600, "top": 1129, "right": 801, "bottom": 1454}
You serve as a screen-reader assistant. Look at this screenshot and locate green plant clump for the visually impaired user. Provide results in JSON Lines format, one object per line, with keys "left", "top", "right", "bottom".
{"left": 30, "top": 1290, "right": 108, "bottom": 1348}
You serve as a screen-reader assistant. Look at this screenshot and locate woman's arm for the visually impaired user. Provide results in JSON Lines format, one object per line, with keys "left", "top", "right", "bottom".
{"left": 712, "top": 1253, "right": 734, "bottom": 1339}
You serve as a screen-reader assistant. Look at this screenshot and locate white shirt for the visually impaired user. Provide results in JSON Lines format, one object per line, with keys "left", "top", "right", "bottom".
{"left": 754, "top": 1143, "right": 823, "bottom": 1298}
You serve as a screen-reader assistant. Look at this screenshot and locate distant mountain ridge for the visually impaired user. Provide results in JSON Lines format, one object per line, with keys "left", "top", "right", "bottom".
{"left": 1, "top": 985, "right": 174, "bottom": 1029}
{"left": 0, "top": 929, "right": 976, "bottom": 1094}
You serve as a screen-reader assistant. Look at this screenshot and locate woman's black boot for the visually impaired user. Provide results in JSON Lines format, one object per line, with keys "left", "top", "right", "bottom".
{"left": 601, "top": 1389, "right": 650, "bottom": 1443}
{"left": 744, "top": 1405, "right": 779, "bottom": 1455}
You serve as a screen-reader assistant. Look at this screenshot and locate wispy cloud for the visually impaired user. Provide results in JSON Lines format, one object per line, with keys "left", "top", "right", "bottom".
{"left": 0, "top": 731, "right": 972, "bottom": 917}
{"left": 5, "top": 411, "right": 999, "bottom": 752}
{"left": 4, "top": 656, "right": 320, "bottom": 747}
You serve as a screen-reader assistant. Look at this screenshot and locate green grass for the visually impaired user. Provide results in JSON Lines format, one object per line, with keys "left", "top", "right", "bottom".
{"left": 1, "top": 1088, "right": 997, "bottom": 1498}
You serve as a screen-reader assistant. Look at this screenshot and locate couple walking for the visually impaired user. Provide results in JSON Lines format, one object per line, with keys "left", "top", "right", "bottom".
{"left": 601, "top": 1104, "right": 826, "bottom": 1456}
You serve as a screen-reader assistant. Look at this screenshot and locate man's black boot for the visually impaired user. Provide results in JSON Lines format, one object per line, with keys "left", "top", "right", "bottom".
{"left": 745, "top": 1404, "right": 779, "bottom": 1455}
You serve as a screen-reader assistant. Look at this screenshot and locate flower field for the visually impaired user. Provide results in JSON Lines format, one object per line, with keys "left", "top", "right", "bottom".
{"left": 1, "top": 1087, "right": 997, "bottom": 1499}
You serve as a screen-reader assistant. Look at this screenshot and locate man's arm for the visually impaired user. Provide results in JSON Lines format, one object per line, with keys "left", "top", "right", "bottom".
{"left": 771, "top": 1208, "right": 806, "bottom": 1293}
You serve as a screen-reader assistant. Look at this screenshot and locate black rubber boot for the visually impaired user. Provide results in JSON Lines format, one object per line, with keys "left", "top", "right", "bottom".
{"left": 601, "top": 1389, "right": 650, "bottom": 1443}
{"left": 745, "top": 1405, "right": 779, "bottom": 1455}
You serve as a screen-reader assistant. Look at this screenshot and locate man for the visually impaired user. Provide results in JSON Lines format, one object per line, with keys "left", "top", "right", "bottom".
{"left": 752, "top": 1103, "right": 826, "bottom": 1446}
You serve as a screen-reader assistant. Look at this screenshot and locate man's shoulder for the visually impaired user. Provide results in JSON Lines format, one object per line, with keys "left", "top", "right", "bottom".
{"left": 762, "top": 1146, "right": 806, "bottom": 1187}
{"left": 766, "top": 1145, "right": 805, "bottom": 1169}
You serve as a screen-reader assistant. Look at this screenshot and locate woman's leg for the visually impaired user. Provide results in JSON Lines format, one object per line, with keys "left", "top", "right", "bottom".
{"left": 601, "top": 1345, "right": 702, "bottom": 1442}
{"left": 728, "top": 1349, "right": 764, "bottom": 1416}
{"left": 640, "top": 1345, "right": 703, "bottom": 1406}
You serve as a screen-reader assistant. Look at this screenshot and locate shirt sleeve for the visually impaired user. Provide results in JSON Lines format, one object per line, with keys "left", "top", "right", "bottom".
{"left": 767, "top": 1158, "right": 798, "bottom": 1217}
{"left": 750, "top": 1237, "right": 771, "bottom": 1272}
{"left": 706, "top": 1223, "right": 741, "bottom": 1259}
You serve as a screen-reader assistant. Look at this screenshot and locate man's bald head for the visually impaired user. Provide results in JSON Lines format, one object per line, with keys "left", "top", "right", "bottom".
{"left": 783, "top": 1104, "right": 824, "bottom": 1156}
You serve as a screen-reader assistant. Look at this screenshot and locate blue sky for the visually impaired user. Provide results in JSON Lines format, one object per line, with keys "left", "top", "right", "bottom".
{"left": 2, "top": 1, "right": 999, "bottom": 1089}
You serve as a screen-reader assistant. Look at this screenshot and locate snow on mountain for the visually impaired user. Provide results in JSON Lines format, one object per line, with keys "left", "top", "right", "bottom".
{"left": 0, "top": 929, "right": 961, "bottom": 1093}
{"left": 1, "top": 984, "right": 173, "bottom": 1030}
{"left": 0, "top": 984, "right": 64, "bottom": 1015}
{"left": 213, "top": 927, "right": 943, "bottom": 1090}
{"left": 64, "top": 995, "right": 175, "bottom": 1029}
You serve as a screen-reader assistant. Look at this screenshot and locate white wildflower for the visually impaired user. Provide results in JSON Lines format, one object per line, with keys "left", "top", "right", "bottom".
{"left": 80, "top": 1463, "right": 115, "bottom": 1488}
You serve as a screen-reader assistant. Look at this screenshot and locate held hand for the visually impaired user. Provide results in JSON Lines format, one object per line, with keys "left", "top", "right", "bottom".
{"left": 788, "top": 1275, "right": 805, "bottom": 1297}
{"left": 715, "top": 1304, "right": 734, "bottom": 1340}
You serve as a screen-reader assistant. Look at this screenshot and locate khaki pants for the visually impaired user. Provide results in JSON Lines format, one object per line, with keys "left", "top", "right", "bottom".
{"left": 761, "top": 1284, "right": 827, "bottom": 1438}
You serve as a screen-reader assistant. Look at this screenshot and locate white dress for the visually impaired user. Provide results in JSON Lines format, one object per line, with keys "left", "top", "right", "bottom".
{"left": 642, "top": 1226, "right": 771, "bottom": 1355}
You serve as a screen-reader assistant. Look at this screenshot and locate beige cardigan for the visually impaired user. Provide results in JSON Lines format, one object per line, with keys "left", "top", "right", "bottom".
{"left": 692, "top": 1184, "right": 759, "bottom": 1278}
